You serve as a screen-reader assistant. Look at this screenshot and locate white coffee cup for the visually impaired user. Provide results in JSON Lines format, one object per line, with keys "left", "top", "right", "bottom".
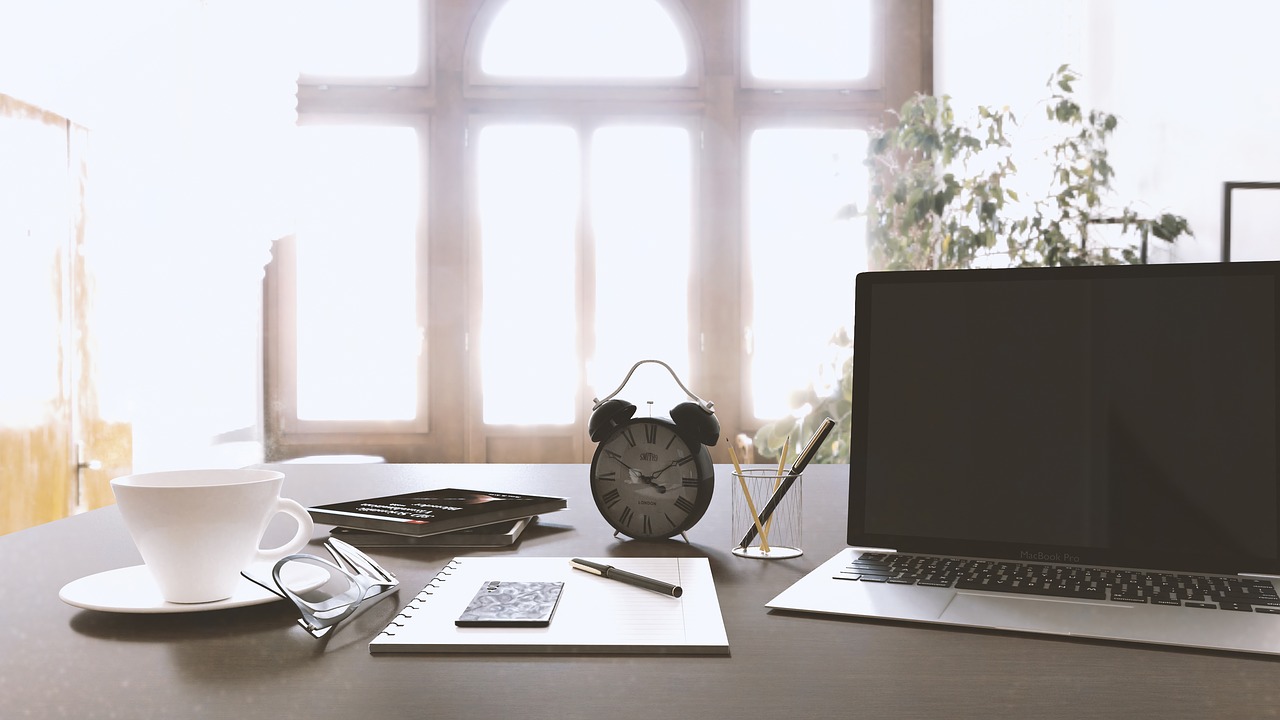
{"left": 111, "top": 469, "right": 314, "bottom": 604}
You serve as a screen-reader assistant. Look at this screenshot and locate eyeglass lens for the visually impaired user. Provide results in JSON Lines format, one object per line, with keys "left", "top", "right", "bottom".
{"left": 274, "top": 556, "right": 368, "bottom": 629}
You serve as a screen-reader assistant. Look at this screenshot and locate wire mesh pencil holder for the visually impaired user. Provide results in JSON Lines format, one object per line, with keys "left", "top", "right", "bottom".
{"left": 731, "top": 468, "right": 802, "bottom": 559}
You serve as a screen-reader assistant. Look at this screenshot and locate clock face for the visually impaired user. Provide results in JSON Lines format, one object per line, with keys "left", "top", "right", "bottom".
{"left": 589, "top": 417, "right": 715, "bottom": 540}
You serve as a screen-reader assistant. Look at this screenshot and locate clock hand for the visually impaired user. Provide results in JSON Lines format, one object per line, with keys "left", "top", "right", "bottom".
{"left": 646, "top": 458, "right": 684, "bottom": 483}
{"left": 606, "top": 451, "right": 646, "bottom": 482}
{"left": 639, "top": 475, "right": 668, "bottom": 494}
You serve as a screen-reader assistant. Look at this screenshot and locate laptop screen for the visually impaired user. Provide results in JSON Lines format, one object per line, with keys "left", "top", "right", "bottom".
{"left": 848, "top": 262, "right": 1280, "bottom": 575}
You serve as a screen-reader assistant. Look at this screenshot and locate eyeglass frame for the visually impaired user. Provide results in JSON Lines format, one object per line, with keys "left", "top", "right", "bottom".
{"left": 242, "top": 536, "right": 400, "bottom": 638}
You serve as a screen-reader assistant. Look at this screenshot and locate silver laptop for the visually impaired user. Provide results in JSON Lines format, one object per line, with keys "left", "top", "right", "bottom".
{"left": 769, "top": 261, "right": 1280, "bottom": 655}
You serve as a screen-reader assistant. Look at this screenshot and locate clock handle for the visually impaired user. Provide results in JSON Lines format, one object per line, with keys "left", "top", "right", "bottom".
{"left": 591, "top": 359, "right": 715, "bottom": 414}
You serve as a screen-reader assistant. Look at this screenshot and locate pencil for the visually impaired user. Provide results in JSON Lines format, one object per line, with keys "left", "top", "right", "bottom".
{"left": 737, "top": 417, "right": 835, "bottom": 549}
{"left": 761, "top": 435, "right": 790, "bottom": 546}
{"left": 726, "top": 440, "right": 770, "bottom": 553}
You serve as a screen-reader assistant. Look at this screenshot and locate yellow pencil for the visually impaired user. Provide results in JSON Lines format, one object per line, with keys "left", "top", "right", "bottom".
{"left": 727, "top": 440, "right": 770, "bottom": 553}
{"left": 762, "top": 435, "right": 790, "bottom": 546}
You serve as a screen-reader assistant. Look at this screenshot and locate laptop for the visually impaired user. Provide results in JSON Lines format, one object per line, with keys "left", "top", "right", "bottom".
{"left": 768, "top": 260, "right": 1280, "bottom": 655}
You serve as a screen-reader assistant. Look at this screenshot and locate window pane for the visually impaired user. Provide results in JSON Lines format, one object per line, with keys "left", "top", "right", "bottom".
{"left": 591, "top": 126, "right": 692, "bottom": 409}
{"left": 481, "top": 0, "right": 687, "bottom": 79}
{"left": 294, "top": 126, "right": 420, "bottom": 421}
{"left": 297, "top": 0, "right": 419, "bottom": 77}
{"left": 748, "top": 127, "right": 867, "bottom": 420}
{"left": 478, "top": 125, "right": 580, "bottom": 424}
{"left": 747, "top": 0, "right": 871, "bottom": 82}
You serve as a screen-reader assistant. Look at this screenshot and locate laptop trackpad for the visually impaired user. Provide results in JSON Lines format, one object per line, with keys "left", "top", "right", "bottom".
{"left": 940, "top": 592, "right": 1132, "bottom": 635}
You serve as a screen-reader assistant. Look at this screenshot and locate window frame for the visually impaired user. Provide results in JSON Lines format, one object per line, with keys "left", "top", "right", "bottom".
{"left": 264, "top": 0, "right": 931, "bottom": 463}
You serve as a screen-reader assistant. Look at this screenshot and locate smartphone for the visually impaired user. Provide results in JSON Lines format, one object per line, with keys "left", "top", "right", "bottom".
{"left": 454, "top": 580, "right": 564, "bottom": 627}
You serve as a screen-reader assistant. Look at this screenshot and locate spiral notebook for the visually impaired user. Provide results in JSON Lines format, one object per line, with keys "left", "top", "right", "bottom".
{"left": 369, "top": 556, "right": 729, "bottom": 655}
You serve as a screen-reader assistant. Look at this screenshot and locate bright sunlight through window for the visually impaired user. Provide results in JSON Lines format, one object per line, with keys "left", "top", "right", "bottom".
{"left": 294, "top": 125, "right": 420, "bottom": 421}
{"left": 0, "top": 116, "right": 64, "bottom": 428}
{"left": 748, "top": 127, "right": 868, "bottom": 421}
{"left": 296, "top": 0, "right": 419, "bottom": 77}
{"left": 747, "top": 0, "right": 871, "bottom": 82}
{"left": 481, "top": 0, "right": 687, "bottom": 79}
{"left": 478, "top": 124, "right": 580, "bottom": 425}
{"left": 590, "top": 125, "right": 693, "bottom": 411}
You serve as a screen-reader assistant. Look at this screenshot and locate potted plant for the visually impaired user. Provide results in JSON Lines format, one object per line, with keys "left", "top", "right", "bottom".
{"left": 754, "top": 66, "right": 1192, "bottom": 464}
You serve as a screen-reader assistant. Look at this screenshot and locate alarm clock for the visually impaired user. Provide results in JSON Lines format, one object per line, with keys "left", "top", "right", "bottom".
{"left": 588, "top": 360, "right": 719, "bottom": 541}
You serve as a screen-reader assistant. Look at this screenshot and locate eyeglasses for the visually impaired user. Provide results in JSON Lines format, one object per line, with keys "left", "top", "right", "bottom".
{"left": 243, "top": 537, "right": 400, "bottom": 638}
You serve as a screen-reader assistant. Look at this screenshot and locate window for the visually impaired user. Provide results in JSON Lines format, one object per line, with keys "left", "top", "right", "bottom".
{"left": 476, "top": 123, "right": 580, "bottom": 424}
{"left": 746, "top": 126, "right": 868, "bottom": 420}
{"left": 745, "top": 0, "right": 874, "bottom": 85}
{"left": 480, "top": 0, "right": 687, "bottom": 79}
{"left": 293, "top": 125, "right": 421, "bottom": 423}
{"left": 265, "top": 0, "right": 931, "bottom": 462}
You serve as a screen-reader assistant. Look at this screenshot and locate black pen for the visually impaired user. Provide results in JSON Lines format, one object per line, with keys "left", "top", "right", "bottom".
{"left": 570, "top": 558, "right": 683, "bottom": 598}
{"left": 737, "top": 417, "right": 836, "bottom": 548}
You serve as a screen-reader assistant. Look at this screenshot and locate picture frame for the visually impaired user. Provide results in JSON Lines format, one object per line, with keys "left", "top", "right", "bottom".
{"left": 1222, "top": 181, "right": 1280, "bottom": 261}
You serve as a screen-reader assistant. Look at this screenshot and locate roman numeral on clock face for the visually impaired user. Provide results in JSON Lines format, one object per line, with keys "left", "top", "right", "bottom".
{"left": 619, "top": 506, "right": 634, "bottom": 526}
{"left": 601, "top": 488, "right": 621, "bottom": 508}
{"left": 622, "top": 428, "right": 637, "bottom": 447}
{"left": 674, "top": 496, "right": 695, "bottom": 514}
{"left": 645, "top": 424, "right": 657, "bottom": 444}
{"left": 642, "top": 514, "right": 653, "bottom": 535}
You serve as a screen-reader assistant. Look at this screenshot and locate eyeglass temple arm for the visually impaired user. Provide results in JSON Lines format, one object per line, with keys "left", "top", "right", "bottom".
{"left": 326, "top": 537, "right": 397, "bottom": 585}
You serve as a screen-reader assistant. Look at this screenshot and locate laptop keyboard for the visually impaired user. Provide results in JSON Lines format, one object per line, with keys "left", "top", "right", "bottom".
{"left": 838, "top": 553, "right": 1280, "bottom": 613}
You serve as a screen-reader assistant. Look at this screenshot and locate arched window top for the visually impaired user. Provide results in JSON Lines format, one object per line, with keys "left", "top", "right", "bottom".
{"left": 477, "top": 0, "right": 690, "bottom": 81}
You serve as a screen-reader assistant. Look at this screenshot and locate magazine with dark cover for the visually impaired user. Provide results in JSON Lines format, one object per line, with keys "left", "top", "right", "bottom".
{"left": 329, "top": 516, "right": 537, "bottom": 547}
{"left": 308, "top": 489, "right": 567, "bottom": 537}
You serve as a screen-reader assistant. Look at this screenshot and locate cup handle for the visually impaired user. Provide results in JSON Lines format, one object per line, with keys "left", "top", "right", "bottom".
{"left": 254, "top": 498, "right": 314, "bottom": 564}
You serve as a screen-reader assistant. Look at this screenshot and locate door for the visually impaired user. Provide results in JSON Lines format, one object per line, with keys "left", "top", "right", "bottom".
{"left": 0, "top": 93, "right": 128, "bottom": 534}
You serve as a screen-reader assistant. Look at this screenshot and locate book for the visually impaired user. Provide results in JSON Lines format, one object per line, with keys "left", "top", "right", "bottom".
{"left": 307, "top": 488, "right": 566, "bottom": 538}
{"left": 369, "top": 556, "right": 729, "bottom": 655}
{"left": 329, "top": 516, "right": 537, "bottom": 548}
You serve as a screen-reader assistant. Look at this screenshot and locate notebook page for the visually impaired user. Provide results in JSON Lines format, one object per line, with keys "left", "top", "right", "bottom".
{"left": 370, "top": 556, "right": 728, "bottom": 654}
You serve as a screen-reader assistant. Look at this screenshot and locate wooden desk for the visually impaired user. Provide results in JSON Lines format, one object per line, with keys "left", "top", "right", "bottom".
{"left": 5, "top": 464, "right": 1278, "bottom": 719}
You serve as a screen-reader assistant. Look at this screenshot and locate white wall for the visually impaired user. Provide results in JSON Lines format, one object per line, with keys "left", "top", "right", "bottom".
{"left": 0, "top": 1, "right": 297, "bottom": 471}
{"left": 935, "top": 0, "right": 1280, "bottom": 263}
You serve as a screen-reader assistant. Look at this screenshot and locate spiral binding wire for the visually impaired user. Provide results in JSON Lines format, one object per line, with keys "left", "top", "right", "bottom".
{"left": 379, "top": 558, "right": 462, "bottom": 636}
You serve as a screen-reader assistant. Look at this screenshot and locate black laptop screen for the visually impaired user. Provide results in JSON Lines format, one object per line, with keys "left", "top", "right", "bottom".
{"left": 848, "top": 262, "right": 1280, "bottom": 574}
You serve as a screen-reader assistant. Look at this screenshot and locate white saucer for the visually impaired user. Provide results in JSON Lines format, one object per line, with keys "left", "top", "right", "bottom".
{"left": 59, "top": 563, "right": 326, "bottom": 614}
